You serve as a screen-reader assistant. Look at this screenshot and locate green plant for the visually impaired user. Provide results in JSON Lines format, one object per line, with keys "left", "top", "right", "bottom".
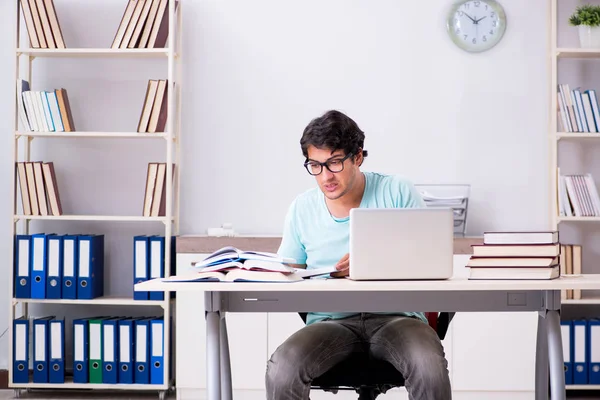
{"left": 569, "top": 4, "right": 600, "bottom": 27}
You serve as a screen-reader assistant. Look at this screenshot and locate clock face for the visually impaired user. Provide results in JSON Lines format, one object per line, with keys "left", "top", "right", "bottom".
{"left": 447, "top": 0, "right": 507, "bottom": 53}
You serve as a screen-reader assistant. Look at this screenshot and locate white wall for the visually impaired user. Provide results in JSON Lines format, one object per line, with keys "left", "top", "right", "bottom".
{"left": 0, "top": 0, "right": 550, "bottom": 369}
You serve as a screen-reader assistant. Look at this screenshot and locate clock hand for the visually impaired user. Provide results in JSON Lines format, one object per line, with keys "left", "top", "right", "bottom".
{"left": 475, "top": 16, "right": 487, "bottom": 23}
{"left": 463, "top": 12, "right": 477, "bottom": 23}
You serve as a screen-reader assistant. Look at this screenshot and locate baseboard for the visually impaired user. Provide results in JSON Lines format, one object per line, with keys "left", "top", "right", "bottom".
{"left": 0, "top": 369, "right": 7, "bottom": 389}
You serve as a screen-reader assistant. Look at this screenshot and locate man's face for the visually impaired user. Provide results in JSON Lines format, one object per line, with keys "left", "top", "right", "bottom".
{"left": 305, "top": 145, "right": 361, "bottom": 201}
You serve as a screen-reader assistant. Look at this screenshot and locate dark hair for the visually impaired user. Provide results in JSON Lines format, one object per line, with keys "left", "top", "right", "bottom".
{"left": 300, "top": 110, "right": 368, "bottom": 160}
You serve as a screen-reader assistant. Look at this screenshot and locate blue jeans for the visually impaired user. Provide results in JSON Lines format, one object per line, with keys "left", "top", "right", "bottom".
{"left": 265, "top": 313, "right": 451, "bottom": 400}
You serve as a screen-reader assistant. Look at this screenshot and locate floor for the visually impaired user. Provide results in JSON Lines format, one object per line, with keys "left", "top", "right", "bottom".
{"left": 0, "top": 389, "right": 598, "bottom": 399}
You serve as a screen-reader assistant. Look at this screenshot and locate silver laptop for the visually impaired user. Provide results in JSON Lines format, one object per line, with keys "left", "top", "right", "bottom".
{"left": 348, "top": 208, "right": 454, "bottom": 280}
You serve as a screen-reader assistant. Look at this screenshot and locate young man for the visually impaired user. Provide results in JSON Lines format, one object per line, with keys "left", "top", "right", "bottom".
{"left": 265, "top": 110, "right": 451, "bottom": 400}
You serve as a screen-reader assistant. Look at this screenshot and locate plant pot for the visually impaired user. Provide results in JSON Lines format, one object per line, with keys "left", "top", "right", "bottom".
{"left": 578, "top": 25, "right": 600, "bottom": 48}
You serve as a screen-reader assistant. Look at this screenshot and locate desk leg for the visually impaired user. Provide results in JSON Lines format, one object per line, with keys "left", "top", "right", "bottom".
{"left": 207, "top": 311, "right": 221, "bottom": 400}
{"left": 220, "top": 314, "right": 233, "bottom": 400}
{"left": 546, "top": 310, "right": 566, "bottom": 400}
{"left": 535, "top": 313, "right": 549, "bottom": 400}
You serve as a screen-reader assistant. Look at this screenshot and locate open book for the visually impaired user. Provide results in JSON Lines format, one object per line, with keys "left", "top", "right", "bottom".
{"left": 163, "top": 269, "right": 304, "bottom": 283}
{"left": 192, "top": 246, "right": 296, "bottom": 268}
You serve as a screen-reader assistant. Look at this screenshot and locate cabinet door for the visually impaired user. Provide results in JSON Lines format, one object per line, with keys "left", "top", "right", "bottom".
{"left": 450, "top": 255, "right": 538, "bottom": 392}
{"left": 175, "top": 253, "right": 268, "bottom": 391}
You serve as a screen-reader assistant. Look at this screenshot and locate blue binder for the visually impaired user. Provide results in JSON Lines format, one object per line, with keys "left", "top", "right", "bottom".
{"left": 573, "top": 319, "right": 588, "bottom": 384}
{"left": 14, "top": 235, "right": 31, "bottom": 298}
{"left": 72, "top": 318, "right": 89, "bottom": 383}
{"left": 150, "top": 317, "right": 165, "bottom": 384}
{"left": 102, "top": 318, "right": 119, "bottom": 384}
{"left": 48, "top": 318, "right": 64, "bottom": 383}
{"left": 31, "top": 233, "right": 48, "bottom": 299}
{"left": 588, "top": 319, "right": 600, "bottom": 384}
{"left": 61, "top": 234, "right": 78, "bottom": 299}
{"left": 12, "top": 316, "right": 29, "bottom": 383}
{"left": 134, "top": 318, "right": 151, "bottom": 384}
{"left": 118, "top": 318, "right": 135, "bottom": 384}
{"left": 46, "top": 234, "right": 63, "bottom": 299}
{"left": 133, "top": 235, "right": 150, "bottom": 300}
{"left": 77, "top": 234, "right": 104, "bottom": 299}
{"left": 33, "top": 316, "right": 55, "bottom": 383}
{"left": 561, "top": 320, "right": 573, "bottom": 385}
{"left": 149, "top": 236, "right": 165, "bottom": 301}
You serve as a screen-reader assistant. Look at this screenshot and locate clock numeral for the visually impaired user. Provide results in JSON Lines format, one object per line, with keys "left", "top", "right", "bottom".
{"left": 483, "top": 35, "right": 487, "bottom": 42}
{"left": 458, "top": 11, "right": 464, "bottom": 16}
{"left": 474, "top": 1, "right": 480, "bottom": 6}
{"left": 463, "top": 3, "right": 470, "bottom": 9}
{"left": 472, "top": 38, "right": 477, "bottom": 44}
{"left": 491, "top": 11, "right": 496, "bottom": 17}
{"left": 492, "top": 21, "right": 497, "bottom": 27}
{"left": 455, "top": 28, "right": 461, "bottom": 34}
{"left": 485, "top": 4, "right": 488, "bottom": 10}
{"left": 464, "top": 34, "right": 468, "bottom": 40}
{"left": 490, "top": 30, "right": 494, "bottom": 35}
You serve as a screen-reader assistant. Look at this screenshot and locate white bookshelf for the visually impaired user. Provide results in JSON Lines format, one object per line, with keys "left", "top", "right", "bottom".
{"left": 7, "top": 1, "right": 183, "bottom": 399}
{"left": 550, "top": 0, "right": 600, "bottom": 392}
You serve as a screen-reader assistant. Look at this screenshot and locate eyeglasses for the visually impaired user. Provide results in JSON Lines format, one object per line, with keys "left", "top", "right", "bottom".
{"left": 303, "top": 153, "right": 354, "bottom": 176}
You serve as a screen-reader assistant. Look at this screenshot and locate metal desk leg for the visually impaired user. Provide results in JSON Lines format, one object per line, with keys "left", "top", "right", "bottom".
{"left": 546, "top": 310, "right": 566, "bottom": 400}
{"left": 535, "top": 313, "right": 549, "bottom": 400}
{"left": 220, "top": 314, "right": 233, "bottom": 400}
{"left": 207, "top": 311, "right": 221, "bottom": 400}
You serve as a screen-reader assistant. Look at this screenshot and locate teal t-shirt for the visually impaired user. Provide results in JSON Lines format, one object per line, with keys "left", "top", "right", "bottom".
{"left": 277, "top": 171, "right": 428, "bottom": 325}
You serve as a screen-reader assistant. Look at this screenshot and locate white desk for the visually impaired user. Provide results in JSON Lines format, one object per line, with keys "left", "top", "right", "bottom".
{"left": 136, "top": 274, "right": 600, "bottom": 400}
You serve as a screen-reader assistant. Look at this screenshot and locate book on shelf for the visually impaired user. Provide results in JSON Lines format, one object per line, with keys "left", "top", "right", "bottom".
{"left": 16, "top": 161, "right": 62, "bottom": 216}
{"left": 138, "top": 79, "right": 168, "bottom": 133}
{"left": 557, "top": 83, "right": 600, "bottom": 133}
{"left": 560, "top": 244, "right": 582, "bottom": 300}
{"left": 467, "top": 231, "right": 560, "bottom": 280}
{"left": 19, "top": 0, "right": 66, "bottom": 49}
{"left": 112, "top": 0, "right": 178, "bottom": 49}
{"left": 142, "top": 162, "right": 174, "bottom": 217}
{"left": 16, "top": 79, "right": 75, "bottom": 132}
{"left": 557, "top": 170, "right": 600, "bottom": 217}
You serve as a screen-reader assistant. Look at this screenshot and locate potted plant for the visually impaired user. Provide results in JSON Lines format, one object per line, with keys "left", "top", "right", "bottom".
{"left": 569, "top": 4, "right": 600, "bottom": 48}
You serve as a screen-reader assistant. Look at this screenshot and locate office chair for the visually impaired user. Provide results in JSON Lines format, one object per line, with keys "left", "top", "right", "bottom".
{"left": 298, "top": 312, "right": 455, "bottom": 400}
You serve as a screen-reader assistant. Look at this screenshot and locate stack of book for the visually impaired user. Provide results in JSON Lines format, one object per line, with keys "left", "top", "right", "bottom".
{"left": 15, "top": 161, "right": 62, "bottom": 216}
{"left": 467, "top": 231, "right": 560, "bottom": 280}
{"left": 19, "top": 0, "right": 66, "bottom": 49}
{"left": 17, "top": 79, "right": 76, "bottom": 132}
{"left": 137, "top": 79, "right": 168, "bottom": 133}
{"left": 111, "top": 0, "right": 175, "bottom": 49}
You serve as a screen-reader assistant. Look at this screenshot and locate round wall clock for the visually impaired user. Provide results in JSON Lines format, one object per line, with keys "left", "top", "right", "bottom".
{"left": 446, "top": 0, "right": 507, "bottom": 53}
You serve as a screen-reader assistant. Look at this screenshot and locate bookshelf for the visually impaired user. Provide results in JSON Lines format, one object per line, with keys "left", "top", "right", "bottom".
{"left": 550, "top": 0, "right": 600, "bottom": 391}
{"left": 7, "top": 1, "right": 182, "bottom": 399}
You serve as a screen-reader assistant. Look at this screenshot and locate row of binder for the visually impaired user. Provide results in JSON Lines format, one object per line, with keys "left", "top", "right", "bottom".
{"left": 14, "top": 233, "right": 104, "bottom": 300}
{"left": 13, "top": 315, "right": 168, "bottom": 385}
{"left": 562, "top": 318, "right": 600, "bottom": 385}
{"left": 133, "top": 235, "right": 176, "bottom": 301}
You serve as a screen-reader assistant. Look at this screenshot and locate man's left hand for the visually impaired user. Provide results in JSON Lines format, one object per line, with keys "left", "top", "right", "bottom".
{"left": 330, "top": 253, "right": 349, "bottom": 278}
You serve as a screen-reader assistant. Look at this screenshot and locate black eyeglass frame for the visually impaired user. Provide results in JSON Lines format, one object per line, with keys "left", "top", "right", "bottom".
{"left": 303, "top": 152, "right": 354, "bottom": 176}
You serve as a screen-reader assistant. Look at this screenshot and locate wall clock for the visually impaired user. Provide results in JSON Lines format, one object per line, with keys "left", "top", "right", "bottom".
{"left": 447, "top": 0, "right": 507, "bottom": 53}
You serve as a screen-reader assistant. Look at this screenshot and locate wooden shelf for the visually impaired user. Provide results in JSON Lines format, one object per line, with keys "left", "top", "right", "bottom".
{"left": 13, "top": 215, "right": 171, "bottom": 222}
{"left": 556, "top": 133, "right": 600, "bottom": 140}
{"left": 557, "top": 216, "right": 600, "bottom": 222}
{"left": 566, "top": 384, "right": 600, "bottom": 390}
{"left": 16, "top": 131, "right": 169, "bottom": 138}
{"left": 562, "top": 297, "right": 600, "bottom": 305}
{"left": 16, "top": 48, "right": 173, "bottom": 58}
{"left": 556, "top": 48, "right": 600, "bottom": 58}
{"left": 12, "top": 295, "right": 167, "bottom": 307}
{"left": 9, "top": 381, "right": 169, "bottom": 390}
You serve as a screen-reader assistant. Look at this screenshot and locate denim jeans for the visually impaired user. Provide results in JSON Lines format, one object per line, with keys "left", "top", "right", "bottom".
{"left": 265, "top": 313, "right": 451, "bottom": 400}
